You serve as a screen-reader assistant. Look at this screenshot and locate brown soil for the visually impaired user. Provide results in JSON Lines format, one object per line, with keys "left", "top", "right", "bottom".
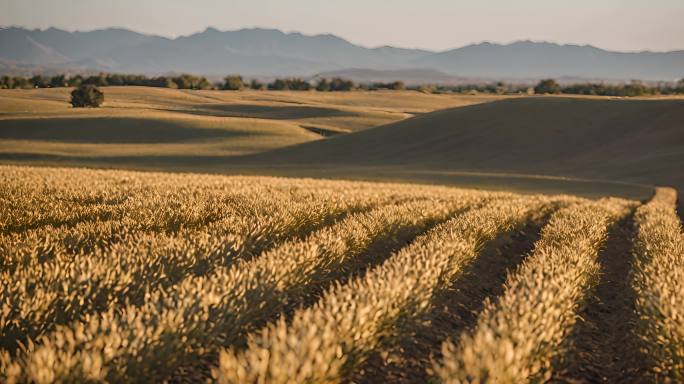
{"left": 677, "top": 193, "right": 684, "bottom": 227}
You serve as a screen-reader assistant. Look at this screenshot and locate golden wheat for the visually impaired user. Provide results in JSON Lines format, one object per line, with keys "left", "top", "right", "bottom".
{"left": 0, "top": 198, "right": 364, "bottom": 352}
{"left": 435, "top": 198, "right": 634, "bottom": 383}
{"left": 1, "top": 165, "right": 474, "bottom": 353}
{"left": 632, "top": 187, "right": 684, "bottom": 380}
{"left": 3, "top": 193, "right": 483, "bottom": 382}
{"left": 3, "top": 165, "right": 670, "bottom": 384}
{"left": 214, "top": 195, "right": 564, "bottom": 383}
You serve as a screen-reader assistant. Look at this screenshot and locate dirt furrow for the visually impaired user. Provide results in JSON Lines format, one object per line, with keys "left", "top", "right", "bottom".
{"left": 550, "top": 213, "right": 652, "bottom": 383}
{"left": 677, "top": 192, "right": 684, "bottom": 227}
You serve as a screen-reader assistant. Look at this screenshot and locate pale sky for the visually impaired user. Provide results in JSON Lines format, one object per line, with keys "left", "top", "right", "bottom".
{"left": 3, "top": 0, "right": 683, "bottom": 52}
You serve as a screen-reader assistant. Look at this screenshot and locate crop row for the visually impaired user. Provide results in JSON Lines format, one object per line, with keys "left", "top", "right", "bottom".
{"left": 1, "top": 193, "right": 485, "bottom": 383}
{"left": 1, "top": 165, "right": 481, "bottom": 353}
{"left": 8, "top": 165, "right": 670, "bottom": 384}
{"left": 1, "top": 165, "right": 464, "bottom": 235}
{"left": 436, "top": 198, "right": 634, "bottom": 383}
{"left": 215, "top": 195, "right": 560, "bottom": 383}
{"left": 0, "top": 196, "right": 362, "bottom": 353}
{"left": 631, "top": 187, "right": 684, "bottom": 380}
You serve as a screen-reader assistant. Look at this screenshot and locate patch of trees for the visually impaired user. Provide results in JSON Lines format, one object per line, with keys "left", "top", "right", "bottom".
{"left": 533, "top": 79, "right": 684, "bottom": 97}
{"left": 364, "top": 81, "right": 406, "bottom": 91}
{"left": 534, "top": 79, "right": 561, "bottom": 94}
{"left": 268, "top": 78, "right": 312, "bottom": 91}
{"left": 432, "top": 82, "right": 516, "bottom": 95}
{"left": 560, "top": 81, "right": 661, "bottom": 96}
{"left": 2, "top": 73, "right": 683, "bottom": 96}
{"left": 436, "top": 79, "right": 684, "bottom": 96}
{"left": 316, "top": 78, "right": 355, "bottom": 91}
{"left": 223, "top": 75, "right": 244, "bottom": 90}
{"left": 0, "top": 73, "right": 212, "bottom": 90}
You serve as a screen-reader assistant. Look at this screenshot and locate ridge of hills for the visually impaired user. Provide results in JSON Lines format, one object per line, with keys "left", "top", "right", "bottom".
{"left": 2, "top": 26, "right": 683, "bottom": 80}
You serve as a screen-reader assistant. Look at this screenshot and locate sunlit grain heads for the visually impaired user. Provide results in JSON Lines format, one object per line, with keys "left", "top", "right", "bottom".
{"left": 1, "top": 165, "right": 494, "bottom": 382}
{"left": 1, "top": 165, "right": 659, "bottom": 383}
{"left": 215, "top": 196, "right": 560, "bottom": 383}
{"left": 631, "top": 188, "right": 684, "bottom": 380}
{"left": 436, "top": 198, "right": 634, "bottom": 383}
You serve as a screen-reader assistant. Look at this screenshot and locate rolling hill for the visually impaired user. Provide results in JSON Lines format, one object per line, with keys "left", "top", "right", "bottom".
{"left": 234, "top": 97, "right": 684, "bottom": 194}
{"left": 1, "top": 87, "right": 682, "bottom": 199}
{"left": 0, "top": 86, "right": 501, "bottom": 161}
{"left": 1, "top": 26, "right": 683, "bottom": 80}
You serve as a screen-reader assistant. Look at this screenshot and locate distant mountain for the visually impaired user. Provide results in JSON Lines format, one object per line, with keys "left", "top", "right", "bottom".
{"left": 415, "top": 41, "right": 684, "bottom": 81}
{"left": 1, "top": 26, "right": 682, "bottom": 81}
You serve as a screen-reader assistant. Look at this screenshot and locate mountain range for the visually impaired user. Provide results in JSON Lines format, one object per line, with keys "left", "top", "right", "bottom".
{"left": 1, "top": 26, "right": 683, "bottom": 81}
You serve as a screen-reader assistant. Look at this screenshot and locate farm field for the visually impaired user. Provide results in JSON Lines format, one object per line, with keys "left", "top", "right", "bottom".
{"left": 2, "top": 165, "right": 683, "bottom": 383}
{"left": 2, "top": 2, "right": 683, "bottom": 383}
{"left": 0, "top": 87, "right": 503, "bottom": 159}
{"left": 2, "top": 88, "right": 682, "bottom": 200}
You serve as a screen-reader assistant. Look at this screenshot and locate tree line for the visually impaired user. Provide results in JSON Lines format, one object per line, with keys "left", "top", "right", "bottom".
{"left": 1, "top": 73, "right": 682, "bottom": 96}
{"left": 532, "top": 78, "right": 684, "bottom": 96}
{"left": 219, "top": 76, "right": 406, "bottom": 91}
{"left": 0, "top": 73, "right": 406, "bottom": 92}
{"left": 0, "top": 73, "right": 213, "bottom": 90}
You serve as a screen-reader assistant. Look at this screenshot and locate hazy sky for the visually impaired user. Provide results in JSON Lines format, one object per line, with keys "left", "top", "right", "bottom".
{"left": 3, "top": 0, "right": 683, "bottom": 52}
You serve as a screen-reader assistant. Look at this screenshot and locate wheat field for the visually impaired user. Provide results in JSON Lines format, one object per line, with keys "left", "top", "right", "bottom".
{"left": 1, "top": 165, "right": 683, "bottom": 383}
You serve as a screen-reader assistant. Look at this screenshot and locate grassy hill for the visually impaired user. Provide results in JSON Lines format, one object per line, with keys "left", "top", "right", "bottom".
{"left": 0, "top": 86, "right": 502, "bottom": 159}
{"left": 231, "top": 97, "right": 683, "bottom": 198}
{"left": 2, "top": 88, "right": 682, "bottom": 200}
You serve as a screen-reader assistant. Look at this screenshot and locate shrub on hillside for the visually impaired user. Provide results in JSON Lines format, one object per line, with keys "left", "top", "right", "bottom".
{"left": 316, "top": 78, "right": 331, "bottom": 92}
{"left": 70, "top": 84, "right": 104, "bottom": 108}
{"left": 316, "top": 78, "right": 355, "bottom": 91}
{"left": 30, "top": 75, "right": 49, "bottom": 88}
{"left": 329, "top": 77, "right": 355, "bottom": 91}
{"left": 268, "top": 78, "right": 311, "bottom": 91}
{"left": 369, "top": 81, "right": 406, "bottom": 91}
{"left": 223, "top": 75, "right": 244, "bottom": 90}
{"left": 249, "top": 79, "right": 265, "bottom": 90}
{"left": 172, "top": 74, "right": 212, "bottom": 90}
{"left": 534, "top": 79, "right": 561, "bottom": 94}
{"left": 50, "top": 75, "right": 68, "bottom": 88}
{"left": 82, "top": 73, "right": 109, "bottom": 87}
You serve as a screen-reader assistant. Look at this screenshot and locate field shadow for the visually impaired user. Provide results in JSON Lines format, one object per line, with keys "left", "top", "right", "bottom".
{"left": 677, "top": 192, "right": 684, "bottom": 227}
{"left": 299, "top": 125, "right": 347, "bottom": 137}
{"left": 0, "top": 154, "right": 655, "bottom": 200}
{"left": 186, "top": 104, "right": 357, "bottom": 120}
{"left": 0, "top": 117, "right": 248, "bottom": 144}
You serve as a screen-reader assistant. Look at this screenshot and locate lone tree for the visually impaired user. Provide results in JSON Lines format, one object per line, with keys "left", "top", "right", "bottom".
{"left": 534, "top": 79, "right": 561, "bottom": 94}
{"left": 71, "top": 84, "right": 104, "bottom": 108}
